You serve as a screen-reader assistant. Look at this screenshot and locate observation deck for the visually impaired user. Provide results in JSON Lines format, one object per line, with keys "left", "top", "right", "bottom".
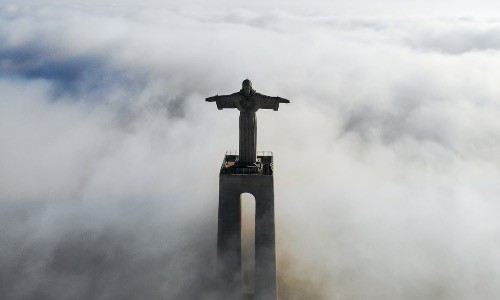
{"left": 220, "top": 150, "right": 273, "bottom": 175}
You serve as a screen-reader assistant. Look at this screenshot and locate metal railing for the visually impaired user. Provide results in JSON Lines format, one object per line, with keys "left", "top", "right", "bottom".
{"left": 225, "top": 150, "right": 273, "bottom": 157}
{"left": 220, "top": 150, "right": 274, "bottom": 175}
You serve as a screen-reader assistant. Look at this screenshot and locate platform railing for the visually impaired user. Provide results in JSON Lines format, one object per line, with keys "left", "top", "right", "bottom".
{"left": 225, "top": 150, "right": 273, "bottom": 157}
{"left": 221, "top": 150, "right": 274, "bottom": 175}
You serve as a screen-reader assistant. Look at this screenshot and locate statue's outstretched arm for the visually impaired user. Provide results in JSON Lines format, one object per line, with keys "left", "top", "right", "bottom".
{"left": 254, "top": 93, "right": 290, "bottom": 111}
{"left": 206, "top": 93, "right": 240, "bottom": 110}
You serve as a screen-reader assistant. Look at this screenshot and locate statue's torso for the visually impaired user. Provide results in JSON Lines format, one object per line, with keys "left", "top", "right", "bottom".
{"left": 236, "top": 91, "right": 258, "bottom": 113}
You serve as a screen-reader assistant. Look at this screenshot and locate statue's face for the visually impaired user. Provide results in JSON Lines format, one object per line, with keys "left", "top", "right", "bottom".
{"left": 242, "top": 80, "right": 252, "bottom": 96}
{"left": 243, "top": 85, "right": 251, "bottom": 95}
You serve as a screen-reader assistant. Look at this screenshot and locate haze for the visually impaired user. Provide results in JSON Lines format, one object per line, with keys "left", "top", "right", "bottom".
{"left": 1, "top": 1, "right": 500, "bottom": 299}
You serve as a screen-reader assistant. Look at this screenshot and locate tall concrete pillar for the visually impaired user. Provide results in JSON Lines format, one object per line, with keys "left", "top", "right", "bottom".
{"left": 217, "top": 153, "right": 277, "bottom": 300}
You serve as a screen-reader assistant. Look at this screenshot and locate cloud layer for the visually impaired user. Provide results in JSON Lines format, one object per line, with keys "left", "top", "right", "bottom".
{"left": 1, "top": 2, "right": 500, "bottom": 299}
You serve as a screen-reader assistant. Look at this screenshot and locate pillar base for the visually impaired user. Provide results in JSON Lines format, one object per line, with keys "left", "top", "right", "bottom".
{"left": 217, "top": 152, "right": 277, "bottom": 300}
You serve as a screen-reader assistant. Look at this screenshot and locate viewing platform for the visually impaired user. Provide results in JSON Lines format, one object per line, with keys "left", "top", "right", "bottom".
{"left": 220, "top": 150, "right": 273, "bottom": 175}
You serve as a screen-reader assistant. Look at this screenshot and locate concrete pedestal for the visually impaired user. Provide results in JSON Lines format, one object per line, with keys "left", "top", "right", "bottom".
{"left": 217, "top": 153, "right": 277, "bottom": 300}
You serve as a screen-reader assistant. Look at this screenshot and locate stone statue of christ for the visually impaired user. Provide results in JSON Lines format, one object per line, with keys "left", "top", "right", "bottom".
{"left": 206, "top": 79, "right": 290, "bottom": 166}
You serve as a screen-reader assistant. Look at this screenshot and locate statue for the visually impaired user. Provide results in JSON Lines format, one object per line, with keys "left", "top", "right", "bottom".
{"left": 206, "top": 79, "right": 290, "bottom": 167}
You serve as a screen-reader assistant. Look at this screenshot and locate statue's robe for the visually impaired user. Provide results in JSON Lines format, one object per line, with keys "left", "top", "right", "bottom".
{"left": 206, "top": 89, "right": 289, "bottom": 165}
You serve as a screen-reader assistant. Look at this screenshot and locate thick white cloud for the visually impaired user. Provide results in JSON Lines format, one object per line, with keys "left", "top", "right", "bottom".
{"left": 1, "top": 2, "right": 500, "bottom": 299}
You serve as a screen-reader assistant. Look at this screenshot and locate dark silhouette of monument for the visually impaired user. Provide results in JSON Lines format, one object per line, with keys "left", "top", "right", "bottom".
{"left": 207, "top": 79, "right": 289, "bottom": 299}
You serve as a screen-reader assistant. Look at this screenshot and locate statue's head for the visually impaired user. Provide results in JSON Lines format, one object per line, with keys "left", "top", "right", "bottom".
{"left": 242, "top": 79, "right": 253, "bottom": 96}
